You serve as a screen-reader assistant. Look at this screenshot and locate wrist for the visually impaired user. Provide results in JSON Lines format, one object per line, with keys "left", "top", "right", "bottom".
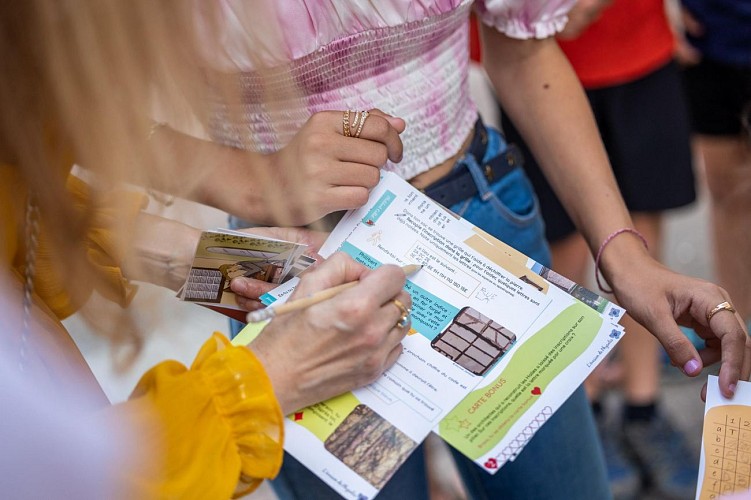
{"left": 127, "top": 213, "right": 202, "bottom": 290}
{"left": 594, "top": 228, "right": 651, "bottom": 294}
{"left": 201, "top": 148, "right": 271, "bottom": 224}
{"left": 246, "top": 342, "right": 299, "bottom": 416}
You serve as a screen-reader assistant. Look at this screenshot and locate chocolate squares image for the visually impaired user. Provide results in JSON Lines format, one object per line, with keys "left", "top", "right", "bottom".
{"left": 431, "top": 306, "right": 516, "bottom": 375}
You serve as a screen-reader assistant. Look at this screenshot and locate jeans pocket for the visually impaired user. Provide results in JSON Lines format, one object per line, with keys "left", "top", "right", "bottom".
{"left": 450, "top": 168, "right": 536, "bottom": 222}
{"left": 449, "top": 166, "right": 549, "bottom": 265}
{"left": 484, "top": 167, "right": 539, "bottom": 226}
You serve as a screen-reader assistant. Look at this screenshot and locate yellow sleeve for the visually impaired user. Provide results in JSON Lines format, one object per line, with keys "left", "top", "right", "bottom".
{"left": 103, "top": 333, "right": 284, "bottom": 499}
{"left": 32, "top": 174, "right": 147, "bottom": 319}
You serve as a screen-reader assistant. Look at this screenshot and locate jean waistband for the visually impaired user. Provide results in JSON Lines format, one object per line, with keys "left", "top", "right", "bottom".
{"left": 423, "top": 118, "right": 523, "bottom": 208}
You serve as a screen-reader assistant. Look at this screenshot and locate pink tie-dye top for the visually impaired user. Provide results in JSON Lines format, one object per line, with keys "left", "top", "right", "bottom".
{"left": 200, "top": 0, "right": 573, "bottom": 179}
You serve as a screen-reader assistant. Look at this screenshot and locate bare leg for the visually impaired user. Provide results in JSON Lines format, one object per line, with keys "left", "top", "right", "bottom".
{"left": 696, "top": 135, "right": 751, "bottom": 321}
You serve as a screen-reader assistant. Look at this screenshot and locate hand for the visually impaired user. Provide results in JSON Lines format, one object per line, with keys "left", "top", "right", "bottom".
{"left": 558, "top": 0, "right": 613, "bottom": 40}
{"left": 247, "top": 253, "right": 412, "bottom": 414}
{"left": 229, "top": 227, "right": 329, "bottom": 311}
{"left": 607, "top": 252, "right": 750, "bottom": 400}
{"left": 672, "top": 6, "right": 703, "bottom": 65}
{"left": 261, "top": 109, "right": 405, "bottom": 226}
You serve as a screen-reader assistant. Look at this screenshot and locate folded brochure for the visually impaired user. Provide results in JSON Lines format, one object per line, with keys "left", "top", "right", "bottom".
{"left": 235, "top": 172, "right": 627, "bottom": 499}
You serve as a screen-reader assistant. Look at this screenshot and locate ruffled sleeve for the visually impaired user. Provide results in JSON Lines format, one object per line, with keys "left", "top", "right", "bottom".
{"left": 105, "top": 333, "right": 284, "bottom": 499}
{"left": 31, "top": 174, "right": 148, "bottom": 319}
{"left": 474, "top": 0, "right": 575, "bottom": 39}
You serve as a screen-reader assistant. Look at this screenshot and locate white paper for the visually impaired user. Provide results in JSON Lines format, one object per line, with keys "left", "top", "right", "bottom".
{"left": 697, "top": 375, "right": 751, "bottom": 499}
{"left": 256, "top": 173, "right": 625, "bottom": 499}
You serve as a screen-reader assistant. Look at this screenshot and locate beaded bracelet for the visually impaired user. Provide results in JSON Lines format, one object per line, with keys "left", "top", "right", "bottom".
{"left": 594, "top": 228, "right": 649, "bottom": 294}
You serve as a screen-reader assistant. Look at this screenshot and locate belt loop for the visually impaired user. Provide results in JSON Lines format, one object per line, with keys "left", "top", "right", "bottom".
{"left": 463, "top": 150, "right": 495, "bottom": 201}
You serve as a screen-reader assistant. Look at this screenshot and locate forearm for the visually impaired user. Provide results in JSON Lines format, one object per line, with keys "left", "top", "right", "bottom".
{"left": 482, "top": 32, "right": 635, "bottom": 256}
{"left": 142, "top": 126, "right": 272, "bottom": 223}
{"left": 123, "top": 212, "right": 202, "bottom": 291}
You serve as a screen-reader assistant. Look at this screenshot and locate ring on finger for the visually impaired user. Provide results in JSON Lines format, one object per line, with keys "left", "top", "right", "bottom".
{"left": 392, "top": 298, "right": 411, "bottom": 329}
{"left": 342, "top": 110, "right": 352, "bottom": 137}
{"left": 707, "top": 301, "right": 736, "bottom": 323}
{"left": 354, "top": 111, "right": 369, "bottom": 138}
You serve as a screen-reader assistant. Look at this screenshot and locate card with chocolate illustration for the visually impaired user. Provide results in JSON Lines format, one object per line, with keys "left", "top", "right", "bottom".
{"left": 431, "top": 306, "right": 516, "bottom": 376}
{"left": 324, "top": 404, "right": 417, "bottom": 490}
{"left": 179, "top": 230, "right": 311, "bottom": 309}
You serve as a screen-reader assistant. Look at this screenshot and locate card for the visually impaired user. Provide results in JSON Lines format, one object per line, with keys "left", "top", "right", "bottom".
{"left": 179, "top": 230, "right": 311, "bottom": 310}
{"left": 697, "top": 375, "right": 751, "bottom": 499}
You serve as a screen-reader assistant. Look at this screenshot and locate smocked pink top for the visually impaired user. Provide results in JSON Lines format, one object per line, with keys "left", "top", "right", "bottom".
{"left": 199, "top": 0, "right": 573, "bottom": 179}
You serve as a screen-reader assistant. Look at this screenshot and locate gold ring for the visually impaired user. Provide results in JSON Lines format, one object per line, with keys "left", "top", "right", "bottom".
{"left": 354, "top": 111, "right": 369, "bottom": 138}
{"left": 343, "top": 110, "right": 352, "bottom": 137}
{"left": 350, "top": 111, "right": 362, "bottom": 136}
{"left": 707, "top": 301, "right": 736, "bottom": 323}
{"left": 392, "top": 299, "right": 410, "bottom": 329}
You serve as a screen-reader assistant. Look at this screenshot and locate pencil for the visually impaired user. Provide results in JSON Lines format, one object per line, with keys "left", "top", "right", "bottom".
{"left": 246, "top": 264, "right": 422, "bottom": 323}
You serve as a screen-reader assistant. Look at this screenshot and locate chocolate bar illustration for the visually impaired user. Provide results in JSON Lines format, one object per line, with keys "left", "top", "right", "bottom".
{"left": 430, "top": 306, "right": 516, "bottom": 375}
{"left": 183, "top": 267, "right": 225, "bottom": 303}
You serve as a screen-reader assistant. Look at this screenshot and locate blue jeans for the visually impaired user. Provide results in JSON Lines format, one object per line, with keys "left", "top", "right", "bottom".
{"left": 271, "top": 125, "right": 610, "bottom": 499}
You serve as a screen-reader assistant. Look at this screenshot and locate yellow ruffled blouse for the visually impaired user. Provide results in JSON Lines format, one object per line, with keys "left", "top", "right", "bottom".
{"left": 1, "top": 162, "right": 284, "bottom": 499}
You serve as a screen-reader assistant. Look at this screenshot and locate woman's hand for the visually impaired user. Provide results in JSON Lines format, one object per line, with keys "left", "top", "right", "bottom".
{"left": 558, "top": 0, "right": 613, "bottom": 40}
{"left": 147, "top": 109, "right": 404, "bottom": 226}
{"left": 603, "top": 241, "right": 750, "bottom": 400}
{"left": 247, "top": 253, "right": 411, "bottom": 414}
{"left": 258, "top": 109, "right": 405, "bottom": 226}
{"left": 672, "top": 6, "right": 704, "bottom": 66}
{"left": 229, "top": 227, "right": 328, "bottom": 311}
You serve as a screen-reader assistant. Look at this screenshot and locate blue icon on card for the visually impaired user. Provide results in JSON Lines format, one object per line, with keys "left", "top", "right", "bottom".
{"left": 608, "top": 308, "right": 621, "bottom": 318}
{"left": 609, "top": 329, "right": 621, "bottom": 339}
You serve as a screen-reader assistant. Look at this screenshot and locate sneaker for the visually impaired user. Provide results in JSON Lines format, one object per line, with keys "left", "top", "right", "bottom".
{"left": 596, "top": 413, "right": 641, "bottom": 500}
{"left": 622, "top": 413, "right": 698, "bottom": 499}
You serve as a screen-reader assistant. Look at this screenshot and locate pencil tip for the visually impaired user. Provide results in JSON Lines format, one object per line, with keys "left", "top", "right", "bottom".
{"left": 402, "top": 263, "right": 422, "bottom": 276}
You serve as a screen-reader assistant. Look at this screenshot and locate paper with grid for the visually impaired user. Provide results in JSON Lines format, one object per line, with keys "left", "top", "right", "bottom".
{"left": 698, "top": 375, "right": 751, "bottom": 499}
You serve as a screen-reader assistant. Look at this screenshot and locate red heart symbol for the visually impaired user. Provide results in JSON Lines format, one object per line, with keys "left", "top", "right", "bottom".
{"left": 531, "top": 386, "right": 541, "bottom": 396}
{"left": 484, "top": 458, "right": 498, "bottom": 469}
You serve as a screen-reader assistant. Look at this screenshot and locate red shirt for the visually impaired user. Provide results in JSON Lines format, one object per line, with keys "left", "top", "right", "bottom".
{"left": 557, "top": 0, "right": 675, "bottom": 88}
{"left": 470, "top": 1, "right": 675, "bottom": 89}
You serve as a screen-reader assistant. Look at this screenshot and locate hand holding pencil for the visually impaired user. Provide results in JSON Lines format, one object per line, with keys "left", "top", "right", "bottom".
{"left": 246, "top": 253, "right": 417, "bottom": 414}
{"left": 247, "top": 263, "right": 420, "bottom": 323}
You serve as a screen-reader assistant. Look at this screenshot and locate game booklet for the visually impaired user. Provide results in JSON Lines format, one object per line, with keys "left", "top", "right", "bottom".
{"left": 235, "top": 173, "right": 628, "bottom": 499}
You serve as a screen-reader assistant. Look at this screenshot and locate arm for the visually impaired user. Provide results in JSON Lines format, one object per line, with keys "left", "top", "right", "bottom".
{"left": 122, "top": 213, "right": 328, "bottom": 310}
{"left": 100, "top": 253, "right": 410, "bottom": 497}
{"left": 481, "top": 28, "right": 750, "bottom": 398}
{"left": 122, "top": 212, "right": 202, "bottom": 291}
{"left": 481, "top": 33, "right": 629, "bottom": 250}
{"left": 142, "top": 110, "right": 405, "bottom": 226}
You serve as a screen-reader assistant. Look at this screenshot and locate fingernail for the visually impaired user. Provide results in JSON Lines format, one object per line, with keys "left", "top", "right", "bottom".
{"left": 683, "top": 358, "right": 701, "bottom": 374}
{"left": 729, "top": 383, "right": 737, "bottom": 395}
{"left": 232, "top": 279, "right": 247, "bottom": 294}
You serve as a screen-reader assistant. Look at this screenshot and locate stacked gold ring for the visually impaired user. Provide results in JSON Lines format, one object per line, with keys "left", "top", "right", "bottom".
{"left": 342, "top": 110, "right": 369, "bottom": 138}
{"left": 392, "top": 299, "right": 411, "bottom": 329}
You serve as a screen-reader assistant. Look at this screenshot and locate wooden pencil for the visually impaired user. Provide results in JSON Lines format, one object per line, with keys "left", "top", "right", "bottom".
{"left": 246, "top": 264, "right": 421, "bottom": 323}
